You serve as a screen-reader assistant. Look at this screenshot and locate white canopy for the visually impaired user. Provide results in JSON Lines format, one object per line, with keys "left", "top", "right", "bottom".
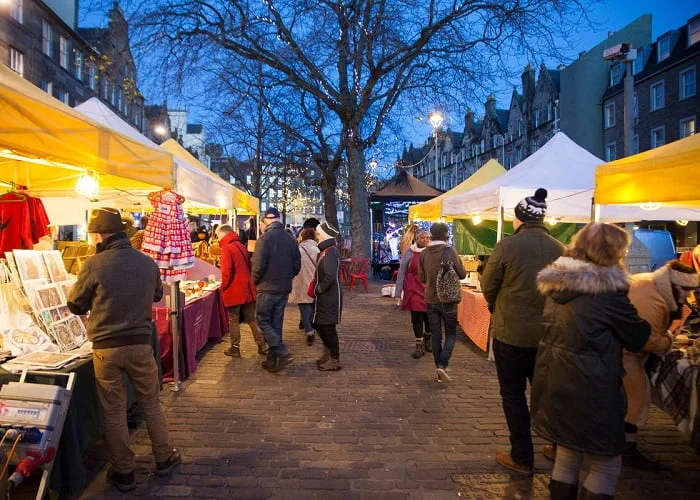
{"left": 74, "top": 98, "right": 233, "bottom": 211}
{"left": 443, "top": 132, "right": 700, "bottom": 223}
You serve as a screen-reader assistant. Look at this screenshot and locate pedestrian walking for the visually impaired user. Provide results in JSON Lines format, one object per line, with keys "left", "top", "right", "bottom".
{"left": 68, "top": 208, "right": 180, "bottom": 492}
{"left": 479, "top": 188, "right": 565, "bottom": 473}
{"left": 418, "top": 222, "right": 466, "bottom": 382}
{"left": 216, "top": 224, "right": 268, "bottom": 358}
{"left": 532, "top": 222, "right": 652, "bottom": 499}
{"left": 290, "top": 228, "right": 320, "bottom": 345}
{"left": 395, "top": 229, "right": 431, "bottom": 358}
{"left": 312, "top": 221, "right": 343, "bottom": 371}
{"left": 252, "top": 207, "right": 301, "bottom": 373}
{"left": 623, "top": 260, "right": 698, "bottom": 469}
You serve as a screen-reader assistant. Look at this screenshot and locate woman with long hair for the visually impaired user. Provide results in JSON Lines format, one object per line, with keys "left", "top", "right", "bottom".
{"left": 290, "top": 228, "right": 320, "bottom": 345}
{"left": 532, "top": 223, "right": 652, "bottom": 499}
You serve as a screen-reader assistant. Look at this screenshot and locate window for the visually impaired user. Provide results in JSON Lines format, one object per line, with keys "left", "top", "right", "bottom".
{"left": 609, "top": 61, "right": 621, "bottom": 86}
{"left": 10, "top": 0, "right": 23, "bottom": 23}
{"left": 633, "top": 53, "right": 644, "bottom": 75}
{"left": 9, "top": 48, "right": 23, "bottom": 77}
{"left": 604, "top": 101, "right": 615, "bottom": 128}
{"left": 651, "top": 126, "right": 665, "bottom": 148}
{"left": 679, "top": 67, "right": 696, "bottom": 100}
{"left": 492, "top": 135, "right": 498, "bottom": 149}
{"left": 88, "top": 64, "right": 97, "bottom": 90}
{"left": 57, "top": 90, "right": 69, "bottom": 105}
{"left": 534, "top": 109, "right": 540, "bottom": 127}
{"left": 689, "top": 19, "right": 700, "bottom": 46}
{"left": 42, "top": 20, "right": 52, "bottom": 57}
{"left": 59, "top": 36, "right": 69, "bottom": 69}
{"left": 40, "top": 80, "right": 53, "bottom": 96}
{"left": 680, "top": 117, "right": 696, "bottom": 138}
{"left": 632, "top": 134, "right": 639, "bottom": 154}
{"left": 605, "top": 142, "right": 617, "bottom": 162}
{"left": 657, "top": 36, "right": 671, "bottom": 62}
{"left": 547, "top": 101, "right": 553, "bottom": 121}
{"left": 518, "top": 119, "right": 522, "bottom": 137}
{"left": 75, "top": 51, "right": 83, "bottom": 80}
{"left": 650, "top": 81, "right": 664, "bottom": 111}
{"left": 480, "top": 140, "right": 484, "bottom": 154}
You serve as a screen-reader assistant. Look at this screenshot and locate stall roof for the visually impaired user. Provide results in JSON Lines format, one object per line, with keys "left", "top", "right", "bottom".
{"left": 409, "top": 159, "right": 505, "bottom": 221}
{"left": 595, "top": 133, "right": 700, "bottom": 206}
{"left": 371, "top": 169, "right": 442, "bottom": 202}
{"left": 0, "top": 65, "right": 173, "bottom": 196}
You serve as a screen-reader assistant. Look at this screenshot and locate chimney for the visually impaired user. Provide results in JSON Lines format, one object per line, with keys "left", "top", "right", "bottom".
{"left": 465, "top": 108, "right": 475, "bottom": 130}
{"left": 521, "top": 64, "right": 536, "bottom": 103}
{"left": 485, "top": 94, "right": 497, "bottom": 117}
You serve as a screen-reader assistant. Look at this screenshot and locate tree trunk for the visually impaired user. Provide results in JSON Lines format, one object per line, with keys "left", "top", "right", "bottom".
{"left": 321, "top": 169, "right": 339, "bottom": 236}
{"left": 345, "top": 136, "right": 370, "bottom": 258}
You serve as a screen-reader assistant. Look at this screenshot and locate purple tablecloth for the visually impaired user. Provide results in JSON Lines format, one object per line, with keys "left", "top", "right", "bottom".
{"left": 153, "top": 287, "right": 228, "bottom": 382}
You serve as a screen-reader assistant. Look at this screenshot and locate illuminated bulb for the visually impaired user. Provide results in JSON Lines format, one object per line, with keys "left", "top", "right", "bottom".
{"left": 472, "top": 215, "right": 482, "bottom": 225}
{"left": 639, "top": 202, "right": 661, "bottom": 211}
{"left": 153, "top": 124, "right": 167, "bottom": 136}
{"left": 75, "top": 171, "right": 99, "bottom": 199}
{"left": 546, "top": 216, "right": 558, "bottom": 226}
{"left": 676, "top": 220, "right": 689, "bottom": 227}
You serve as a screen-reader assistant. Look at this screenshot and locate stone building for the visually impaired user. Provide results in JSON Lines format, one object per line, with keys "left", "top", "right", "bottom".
{"left": 0, "top": 0, "right": 145, "bottom": 130}
{"left": 602, "top": 14, "right": 699, "bottom": 160}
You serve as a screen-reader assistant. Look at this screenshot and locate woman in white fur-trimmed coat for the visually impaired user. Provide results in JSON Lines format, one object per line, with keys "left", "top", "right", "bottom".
{"left": 531, "top": 223, "right": 651, "bottom": 500}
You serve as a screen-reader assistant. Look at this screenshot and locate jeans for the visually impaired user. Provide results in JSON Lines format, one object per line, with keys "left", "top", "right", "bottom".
{"left": 410, "top": 310, "right": 430, "bottom": 339}
{"left": 298, "top": 303, "right": 314, "bottom": 335}
{"left": 426, "top": 302, "right": 458, "bottom": 368}
{"left": 93, "top": 344, "right": 172, "bottom": 473}
{"left": 314, "top": 323, "right": 340, "bottom": 359}
{"left": 553, "top": 445, "right": 622, "bottom": 495}
{"left": 227, "top": 302, "right": 265, "bottom": 348}
{"left": 256, "top": 293, "right": 289, "bottom": 358}
{"left": 492, "top": 338, "right": 538, "bottom": 468}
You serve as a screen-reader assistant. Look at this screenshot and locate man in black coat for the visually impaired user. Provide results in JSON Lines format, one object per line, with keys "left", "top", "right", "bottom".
{"left": 252, "top": 207, "right": 302, "bottom": 372}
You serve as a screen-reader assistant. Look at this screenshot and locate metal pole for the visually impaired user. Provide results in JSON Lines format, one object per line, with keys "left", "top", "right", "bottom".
{"left": 170, "top": 280, "right": 181, "bottom": 392}
{"left": 623, "top": 59, "right": 634, "bottom": 157}
{"left": 496, "top": 203, "right": 504, "bottom": 242}
{"left": 435, "top": 128, "right": 440, "bottom": 190}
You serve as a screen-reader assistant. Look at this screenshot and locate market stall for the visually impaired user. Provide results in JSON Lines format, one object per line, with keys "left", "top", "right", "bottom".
{"left": 370, "top": 169, "right": 442, "bottom": 272}
{"left": 593, "top": 134, "right": 700, "bottom": 453}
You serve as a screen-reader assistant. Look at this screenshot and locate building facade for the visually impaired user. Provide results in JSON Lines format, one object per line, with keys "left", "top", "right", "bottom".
{"left": 0, "top": 0, "right": 145, "bottom": 130}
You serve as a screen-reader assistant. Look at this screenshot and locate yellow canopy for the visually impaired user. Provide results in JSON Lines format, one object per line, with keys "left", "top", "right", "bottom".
{"left": 595, "top": 133, "right": 700, "bottom": 206}
{"left": 0, "top": 65, "right": 174, "bottom": 196}
{"left": 409, "top": 159, "right": 506, "bottom": 221}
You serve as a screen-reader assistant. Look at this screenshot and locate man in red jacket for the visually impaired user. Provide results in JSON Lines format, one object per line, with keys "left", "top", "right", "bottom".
{"left": 216, "top": 225, "right": 267, "bottom": 357}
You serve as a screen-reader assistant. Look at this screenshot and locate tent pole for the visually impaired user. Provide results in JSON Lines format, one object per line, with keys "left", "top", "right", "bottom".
{"left": 496, "top": 203, "right": 504, "bottom": 242}
{"left": 169, "top": 280, "right": 181, "bottom": 392}
{"left": 591, "top": 196, "right": 601, "bottom": 222}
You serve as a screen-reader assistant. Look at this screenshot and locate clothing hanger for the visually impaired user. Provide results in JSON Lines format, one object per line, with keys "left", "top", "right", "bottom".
{"left": 0, "top": 182, "right": 27, "bottom": 202}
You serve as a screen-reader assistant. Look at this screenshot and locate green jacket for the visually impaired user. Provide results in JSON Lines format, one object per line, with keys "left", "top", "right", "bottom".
{"left": 480, "top": 221, "right": 565, "bottom": 348}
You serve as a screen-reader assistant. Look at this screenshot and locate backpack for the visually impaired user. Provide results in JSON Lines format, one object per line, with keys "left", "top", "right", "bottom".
{"left": 436, "top": 246, "right": 463, "bottom": 303}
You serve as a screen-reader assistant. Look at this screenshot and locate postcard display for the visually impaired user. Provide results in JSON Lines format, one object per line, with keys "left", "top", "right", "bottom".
{"left": 1, "top": 249, "right": 87, "bottom": 355}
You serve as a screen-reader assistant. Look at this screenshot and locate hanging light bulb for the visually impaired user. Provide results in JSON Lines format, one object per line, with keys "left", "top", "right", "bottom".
{"left": 546, "top": 216, "right": 558, "bottom": 226}
{"left": 639, "top": 201, "right": 661, "bottom": 211}
{"left": 472, "top": 215, "right": 482, "bottom": 225}
{"left": 75, "top": 171, "right": 99, "bottom": 199}
{"left": 676, "top": 220, "right": 689, "bottom": 227}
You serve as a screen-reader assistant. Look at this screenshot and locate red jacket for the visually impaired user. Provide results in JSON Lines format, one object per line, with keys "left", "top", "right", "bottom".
{"left": 219, "top": 231, "right": 256, "bottom": 307}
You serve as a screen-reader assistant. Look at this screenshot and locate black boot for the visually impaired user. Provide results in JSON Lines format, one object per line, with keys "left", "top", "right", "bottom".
{"left": 579, "top": 486, "right": 615, "bottom": 500}
{"left": 423, "top": 334, "right": 432, "bottom": 353}
{"left": 623, "top": 442, "right": 660, "bottom": 470}
{"left": 411, "top": 339, "right": 424, "bottom": 358}
{"left": 548, "top": 479, "right": 577, "bottom": 500}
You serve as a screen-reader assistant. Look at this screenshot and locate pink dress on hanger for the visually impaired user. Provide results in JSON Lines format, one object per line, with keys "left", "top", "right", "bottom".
{"left": 141, "top": 189, "right": 194, "bottom": 281}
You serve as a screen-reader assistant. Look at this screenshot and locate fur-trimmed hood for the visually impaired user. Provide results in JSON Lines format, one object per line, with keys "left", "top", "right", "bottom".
{"left": 537, "top": 256, "right": 629, "bottom": 303}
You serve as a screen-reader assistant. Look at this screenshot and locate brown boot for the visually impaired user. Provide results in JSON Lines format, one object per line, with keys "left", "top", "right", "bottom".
{"left": 411, "top": 339, "right": 424, "bottom": 358}
{"left": 318, "top": 358, "right": 341, "bottom": 371}
{"left": 316, "top": 347, "right": 331, "bottom": 365}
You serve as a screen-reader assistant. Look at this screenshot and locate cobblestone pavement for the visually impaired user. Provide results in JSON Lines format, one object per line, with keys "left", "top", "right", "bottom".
{"left": 80, "top": 282, "right": 700, "bottom": 499}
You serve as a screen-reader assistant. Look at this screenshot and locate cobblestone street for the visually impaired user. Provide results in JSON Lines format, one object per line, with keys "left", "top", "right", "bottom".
{"left": 80, "top": 282, "right": 700, "bottom": 499}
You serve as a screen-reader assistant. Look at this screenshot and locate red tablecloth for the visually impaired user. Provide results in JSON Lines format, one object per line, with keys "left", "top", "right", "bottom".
{"left": 457, "top": 287, "right": 490, "bottom": 352}
{"left": 153, "top": 287, "right": 228, "bottom": 382}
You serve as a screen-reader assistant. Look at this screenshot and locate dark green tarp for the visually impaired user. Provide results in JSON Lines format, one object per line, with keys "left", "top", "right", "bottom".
{"left": 453, "top": 218, "right": 578, "bottom": 255}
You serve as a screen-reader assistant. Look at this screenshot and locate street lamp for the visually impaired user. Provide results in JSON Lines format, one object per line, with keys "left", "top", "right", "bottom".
{"left": 153, "top": 124, "right": 168, "bottom": 137}
{"left": 604, "top": 43, "right": 637, "bottom": 157}
{"left": 429, "top": 112, "right": 443, "bottom": 189}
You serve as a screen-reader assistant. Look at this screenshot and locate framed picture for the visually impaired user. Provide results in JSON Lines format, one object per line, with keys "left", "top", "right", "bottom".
{"left": 13, "top": 250, "right": 48, "bottom": 282}
{"left": 51, "top": 321, "right": 73, "bottom": 350}
{"left": 65, "top": 316, "right": 86, "bottom": 344}
{"left": 35, "top": 284, "right": 63, "bottom": 310}
{"left": 43, "top": 250, "right": 69, "bottom": 283}
{"left": 57, "top": 280, "right": 76, "bottom": 303}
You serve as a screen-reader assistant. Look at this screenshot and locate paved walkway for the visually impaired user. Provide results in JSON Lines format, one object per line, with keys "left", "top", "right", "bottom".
{"left": 80, "top": 282, "right": 700, "bottom": 499}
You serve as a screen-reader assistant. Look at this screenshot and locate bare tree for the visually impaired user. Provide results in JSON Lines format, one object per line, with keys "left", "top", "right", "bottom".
{"left": 129, "top": 0, "right": 591, "bottom": 256}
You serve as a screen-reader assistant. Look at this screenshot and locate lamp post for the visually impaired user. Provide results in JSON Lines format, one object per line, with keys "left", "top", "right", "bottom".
{"left": 429, "top": 112, "right": 444, "bottom": 189}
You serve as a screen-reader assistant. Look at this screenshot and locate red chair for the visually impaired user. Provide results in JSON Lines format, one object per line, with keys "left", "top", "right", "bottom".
{"left": 346, "top": 257, "right": 370, "bottom": 292}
